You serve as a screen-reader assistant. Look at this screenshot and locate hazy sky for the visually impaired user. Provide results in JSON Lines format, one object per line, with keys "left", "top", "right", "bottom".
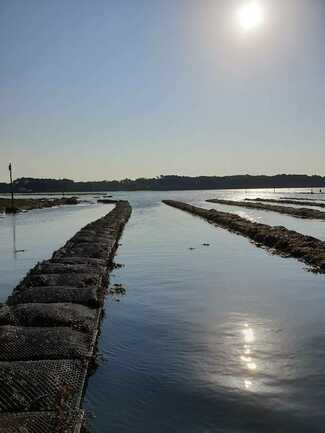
{"left": 1, "top": 0, "right": 325, "bottom": 181}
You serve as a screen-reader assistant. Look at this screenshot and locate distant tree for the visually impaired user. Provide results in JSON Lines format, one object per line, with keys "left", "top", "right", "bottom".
{"left": 1, "top": 174, "right": 324, "bottom": 193}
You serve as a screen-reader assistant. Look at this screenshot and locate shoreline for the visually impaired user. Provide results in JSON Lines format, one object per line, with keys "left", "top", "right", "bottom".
{"left": 0, "top": 197, "right": 80, "bottom": 214}
{"left": 1, "top": 186, "right": 325, "bottom": 195}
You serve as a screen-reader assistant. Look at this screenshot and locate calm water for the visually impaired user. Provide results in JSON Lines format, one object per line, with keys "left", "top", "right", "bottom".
{"left": 0, "top": 201, "right": 114, "bottom": 299}
{"left": 1, "top": 189, "right": 325, "bottom": 433}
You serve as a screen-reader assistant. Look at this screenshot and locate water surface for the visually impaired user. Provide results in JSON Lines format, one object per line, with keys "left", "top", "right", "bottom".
{"left": 1, "top": 189, "right": 324, "bottom": 432}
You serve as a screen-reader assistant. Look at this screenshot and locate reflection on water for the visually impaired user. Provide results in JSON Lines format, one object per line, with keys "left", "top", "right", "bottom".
{"left": 243, "top": 324, "right": 255, "bottom": 344}
{"left": 84, "top": 195, "right": 325, "bottom": 433}
{"left": 1, "top": 189, "right": 325, "bottom": 432}
{"left": 0, "top": 202, "right": 113, "bottom": 301}
{"left": 241, "top": 324, "right": 256, "bottom": 390}
{"left": 11, "top": 215, "right": 17, "bottom": 258}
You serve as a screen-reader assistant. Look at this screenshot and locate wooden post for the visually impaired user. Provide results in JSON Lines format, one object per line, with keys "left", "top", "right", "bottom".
{"left": 8, "top": 162, "right": 14, "bottom": 210}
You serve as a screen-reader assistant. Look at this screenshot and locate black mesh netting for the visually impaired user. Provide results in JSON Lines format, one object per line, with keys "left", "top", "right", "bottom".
{"left": 0, "top": 359, "right": 88, "bottom": 412}
{"left": 0, "top": 304, "right": 99, "bottom": 333}
{"left": 0, "top": 326, "right": 96, "bottom": 361}
{"left": 15, "top": 272, "right": 102, "bottom": 291}
{"left": 0, "top": 410, "right": 84, "bottom": 433}
{"left": 7, "top": 286, "right": 101, "bottom": 308}
{"left": 31, "top": 260, "right": 106, "bottom": 276}
{"left": 50, "top": 256, "right": 106, "bottom": 267}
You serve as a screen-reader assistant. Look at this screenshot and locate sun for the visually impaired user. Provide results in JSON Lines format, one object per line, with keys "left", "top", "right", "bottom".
{"left": 237, "top": 1, "right": 264, "bottom": 32}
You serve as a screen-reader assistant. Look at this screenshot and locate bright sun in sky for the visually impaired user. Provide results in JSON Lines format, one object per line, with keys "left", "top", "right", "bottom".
{"left": 237, "top": 1, "right": 265, "bottom": 32}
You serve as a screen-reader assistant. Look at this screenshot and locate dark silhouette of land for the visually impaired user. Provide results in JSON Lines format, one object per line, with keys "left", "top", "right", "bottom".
{"left": 0, "top": 197, "right": 79, "bottom": 214}
{"left": 0, "top": 174, "right": 325, "bottom": 194}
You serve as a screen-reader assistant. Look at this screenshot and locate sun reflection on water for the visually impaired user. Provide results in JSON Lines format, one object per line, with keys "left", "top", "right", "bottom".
{"left": 243, "top": 324, "right": 255, "bottom": 343}
{"left": 244, "top": 379, "right": 252, "bottom": 389}
{"left": 241, "top": 323, "right": 256, "bottom": 389}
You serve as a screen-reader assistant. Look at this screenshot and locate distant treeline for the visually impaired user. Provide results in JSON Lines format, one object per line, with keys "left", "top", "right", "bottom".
{"left": 0, "top": 175, "right": 325, "bottom": 193}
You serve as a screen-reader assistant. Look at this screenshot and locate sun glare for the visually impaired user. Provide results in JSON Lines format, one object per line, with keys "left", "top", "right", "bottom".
{"left": 238, "top": 1, "right": 264, "bottom": 32}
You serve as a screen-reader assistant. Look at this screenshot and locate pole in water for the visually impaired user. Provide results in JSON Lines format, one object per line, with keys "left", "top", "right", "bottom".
{"left": 8, "top": 162, "right": 15, "bottom": 211}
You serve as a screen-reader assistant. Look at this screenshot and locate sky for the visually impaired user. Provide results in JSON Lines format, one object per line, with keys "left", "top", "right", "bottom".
{"left": 1, "top": 0, "right": 325, "bottom": 181}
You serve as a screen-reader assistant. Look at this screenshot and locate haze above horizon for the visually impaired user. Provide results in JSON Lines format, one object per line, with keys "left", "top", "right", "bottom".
{"left": 1, "top": 0, "right": 325, "bottom": 182}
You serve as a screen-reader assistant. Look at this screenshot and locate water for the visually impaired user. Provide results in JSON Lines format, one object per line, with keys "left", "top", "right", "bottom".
{"left": 1, "top": 189, "right": 325, "bottom": 432}
{"left": 0, "top": 200, "right": 114, "bottom": 301}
